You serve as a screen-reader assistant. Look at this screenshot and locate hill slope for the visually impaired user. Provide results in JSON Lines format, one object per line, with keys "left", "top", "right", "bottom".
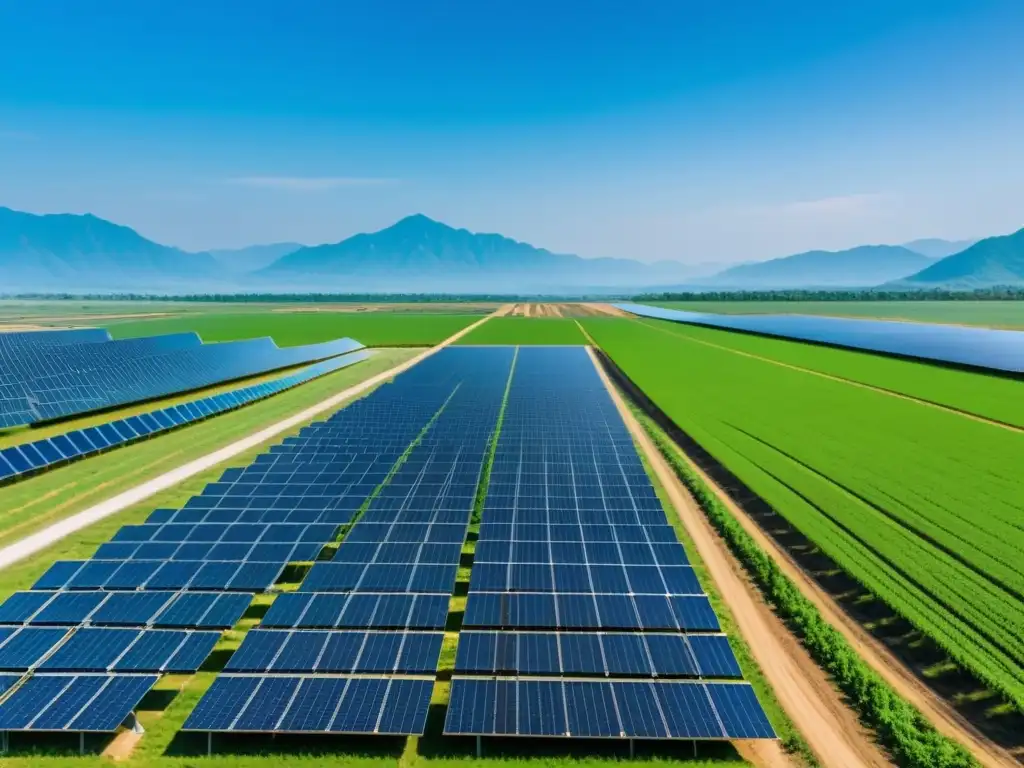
{"left": 898, "top": 228, "right": 1024, "bottom": 287}
{"left": 260, "top": 214, "right": 684, "bottom": 291}
{"left": 701, "top": 245, "right": 935, "bottom": 289}
{"left": 0, "top": 207, "right": 220, "bottom": 290}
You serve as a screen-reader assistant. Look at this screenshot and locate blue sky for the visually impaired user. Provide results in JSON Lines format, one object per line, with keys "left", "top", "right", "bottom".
{"left": 1, "top": 1, "right": 1023, "bottom": 263}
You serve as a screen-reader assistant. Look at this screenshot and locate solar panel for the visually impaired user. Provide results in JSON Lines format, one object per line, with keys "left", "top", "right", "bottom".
{"left": 0, "top": 673, "right": 158, "bottom": 731}
{"left": 182, "top": 674, "right": 434, "bottom": 735}
{"left": 0, "top": 330, "right": 365, "bottom": 429}
{"left": 0, "top": 627, "right": 69, "bottom": 671}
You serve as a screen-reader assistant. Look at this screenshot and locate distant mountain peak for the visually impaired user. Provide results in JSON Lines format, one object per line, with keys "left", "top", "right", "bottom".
{"left": 896, "top": 227, "right": 1024, "bottom": 287}
{"left": 701, "top": 244, "right": 933, "bottom": 289}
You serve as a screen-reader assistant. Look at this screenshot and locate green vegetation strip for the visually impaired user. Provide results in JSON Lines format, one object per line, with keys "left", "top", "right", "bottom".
{"left": 634, "top": 407, "right": 977, "bottom": 768}
{"left": 0, "top": 350, "right": 417, "bottom": 566}
{"left": 583, "top": 317, "right": 1024, "bottom": 714}
{"left": 456, "top": 317, "right": 588, "bottom": 346}
{"left": 635, "top": 316, "right": 1024, "bottom": 428}
{"left": 108, "top": 312, "right": 480, "bottom": 347}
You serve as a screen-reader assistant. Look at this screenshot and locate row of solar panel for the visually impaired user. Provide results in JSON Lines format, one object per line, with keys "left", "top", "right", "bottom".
{"left": 183, "top": 675, "right": 433, "bottom": 734}
{"left": 261, "top": 592, "right": 450, "bottom": 630}
{"left": 34, "top": 559, "right": 285, "bottom": 592}
{"left": 474, "top": 539, "right": 688, "bottom": 566}
{"left": 463, "top": 592, "right": 719, "bottom": 632}
{"left": 298, "top": 562, "right": 459, "bottom": 594}
{"left": 454, "top": 631, "right": 740, "bottom": 679}
{"left": 445, "top": 678, "right": 775, "bottom": 740}
{"left": 225, "top": 630, "right": 443, "bottom": 675}
{"left": 1, "top": 328, "right": 364, "bottom": 427}
{"left": 0, "top": 328, "right": 111, "bottom": 352}
{"left": 0, "top": 673, "right": 158, "bottom": 732}
{"left": 110, "top": 521, "right": 338, "bottom": 546}
{"left": 468, "top": 562, "right": 702, "bottom": 595}
{"left": 0, "top": 626, "right": 219, "bottom": 673}
{"left": 478, "top": 521, "right": 680, "bottom": 544}
{"left": 0, "top": 350, "right": 372, "bottom": 484}
{"left": 94, "top": 540, "right": 326, "bottom": 564}
{"left": 0, "top": 590, "right": 251, "bottom": 629}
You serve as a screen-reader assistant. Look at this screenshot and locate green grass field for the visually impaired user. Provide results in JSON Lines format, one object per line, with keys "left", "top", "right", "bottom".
{"left": 645, "top": 300, "right": 1024, "bottom": 329}
{"left": 456, "top": 318, "right": 586, "bottom": 345}
{"left": 582, "top": 317, "right": 1024, "bottom": 714}
{"left": 107, "top": 312, "right": 481, "bottom": 347}
{"left": 0, "top": 350, "right": 415, "bottom": 556}
{"left": 629, "top": 317, "right": 1024, "bottom": 428}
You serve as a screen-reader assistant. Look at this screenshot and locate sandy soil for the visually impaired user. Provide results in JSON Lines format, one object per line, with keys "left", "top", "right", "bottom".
{"left": 102, "top": 730, "right": 143, "bottom": 760}
{"left": 0, "top": 324, "right": 52, "bottom": 331}
{"left": 587, "top": 346, "right": 891, "bottom": 768}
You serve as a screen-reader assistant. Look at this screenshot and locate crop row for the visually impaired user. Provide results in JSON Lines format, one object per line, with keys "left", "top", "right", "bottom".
{"left": 582, "top": 317, "right": 1024, "bottom": 711}
{"left": 635, "top": 408, "right": 977, "bottom": 768}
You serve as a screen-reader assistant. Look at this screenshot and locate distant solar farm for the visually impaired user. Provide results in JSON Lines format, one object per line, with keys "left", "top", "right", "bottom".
{"left": 0, "top": 301, "right": 1019, "bottom": 768}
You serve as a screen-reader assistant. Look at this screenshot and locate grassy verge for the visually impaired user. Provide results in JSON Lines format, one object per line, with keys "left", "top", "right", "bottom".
{"left": 0, "top": 349, "right": 417, "bottom": 596}
{"left": 633, "top": 407, "right": 978, "bottom": 768}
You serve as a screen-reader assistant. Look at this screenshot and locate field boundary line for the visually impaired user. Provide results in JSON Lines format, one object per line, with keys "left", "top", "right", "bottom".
{"left": 585, "top": 346, "right": 886, "bottom": 768}
{"left": 634, "top": 317, "right": 1024, "bottom": 434}
{"left": 0, "top": 311, "right": 498, "bottom": 572}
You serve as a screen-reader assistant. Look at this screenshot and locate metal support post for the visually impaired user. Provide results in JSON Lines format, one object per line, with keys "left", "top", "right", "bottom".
{"left": 476, "top": 735, "right": 482, "bottom": 758}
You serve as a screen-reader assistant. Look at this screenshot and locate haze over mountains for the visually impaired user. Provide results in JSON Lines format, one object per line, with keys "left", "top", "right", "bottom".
{"left": 0, "top": 205, "right": 1019, "bottom": 293}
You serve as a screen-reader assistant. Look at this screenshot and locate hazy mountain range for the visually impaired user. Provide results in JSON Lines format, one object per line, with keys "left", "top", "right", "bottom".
{"left": 0, "top": 205, "right": 1019, "bottom": 293}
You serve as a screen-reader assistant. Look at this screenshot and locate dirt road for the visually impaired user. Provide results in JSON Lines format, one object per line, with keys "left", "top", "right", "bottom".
{"left": 587, "top": 347, "right": 891, "bottom": 768}
{"left": 0, "top": 311, "right": 499, "bottom": 573}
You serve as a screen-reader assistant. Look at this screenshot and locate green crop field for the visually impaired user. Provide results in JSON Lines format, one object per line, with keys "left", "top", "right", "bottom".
{"left": 645, "top": 300, "right": 1024, "bottom": 329}
{"left": 629, "top": 317, "right": 1024, "bottom": 428}
{"left": 108, "top": 312, "right": 481, "bottom": 347}
{"left": 456, "top": 318, "right": 587, "bottom": 345}
{"left": 582, "top": 317, "right": 1024, "bottom": 714}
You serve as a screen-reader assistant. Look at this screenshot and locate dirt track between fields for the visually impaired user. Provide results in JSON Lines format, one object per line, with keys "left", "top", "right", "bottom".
{"left": 587, "top": 346, "right": 891, "bottom": 768}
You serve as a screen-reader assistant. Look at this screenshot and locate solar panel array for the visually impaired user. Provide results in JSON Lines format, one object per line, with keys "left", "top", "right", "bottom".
{"left": 616, "top": 302, "right": 1024, "bottom": 375}
{"left": 445, "top": 346, "right": 774, "bottom": 741}
{"left": 0, "top": 344, "right": 775, "bottom": 745}
{"left": 0, "top": 350, "right": 372, "bottom": 487}
{"left": 0, "top": 347, "right": 476, "bottom": 734}
{"left": 0, "top": 326, "right": 364, "bottom": 428}
{"left": 184, "top": 347, "right": 516, "bottom": 736}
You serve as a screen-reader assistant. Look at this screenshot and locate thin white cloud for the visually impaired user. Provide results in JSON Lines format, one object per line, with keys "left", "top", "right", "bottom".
{"left": 225, "top": 176, "right": 398, "bottom": 191}
{"left": 779, "top": 192, "right": 896, "bottom": 217}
